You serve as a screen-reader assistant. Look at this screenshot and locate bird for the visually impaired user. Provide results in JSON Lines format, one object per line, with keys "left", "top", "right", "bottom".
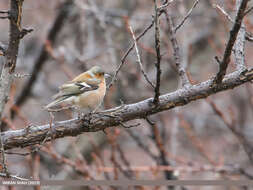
{"left": 45, "top": 66, "right": 109, "bottom": 114}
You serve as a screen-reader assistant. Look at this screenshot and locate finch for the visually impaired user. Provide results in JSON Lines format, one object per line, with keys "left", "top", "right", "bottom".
{"left": 45, "top": 66, "right": 109, "bottom": 113}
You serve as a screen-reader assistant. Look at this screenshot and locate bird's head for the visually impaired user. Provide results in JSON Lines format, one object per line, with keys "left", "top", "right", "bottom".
{"left": 90, "top": 66, "right": 110, "bottom": 80}
{"left": 90, "top": 66, "right": 104, "bottom": 77}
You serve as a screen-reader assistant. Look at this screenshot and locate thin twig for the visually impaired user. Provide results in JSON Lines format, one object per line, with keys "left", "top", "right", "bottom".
{"left": 164, "top": 11, "right": 191, "bottom": 87}
{"left": 146, "top": 117, "right": 175, "bottom": 182}
{"left": 129, "top": 25, "right": 155, "bottom": 88}
{"left": 213, "top": 4, "right": 233, "bottom": 22}
{"left": 212, "top": 0, "right": 249, "bottom": 84}
{"left": 157, "top": 0, "right": 175, "bottom": 12}
{"left": 108, "top": 11, "right": 164, "bottom": 89}
{"left": 244, "top": 5, "right": 253, "bottom": 16}
{"left": 126, "top": 130, "right": 158, "bottom": 161}
{"left": 208, "top": 99, "right": 253, "bottom": 163}
{"left": 174, "top": 0, "right": 200, "bottom": 33}
{"left": 4, "top": 151, "right": 31, "bottom": 156}
{"left": 213, "top": 3, "right": 253, "bottom": 43}
{"left": 153, "top": 0, "right": 162, "bottom": 105}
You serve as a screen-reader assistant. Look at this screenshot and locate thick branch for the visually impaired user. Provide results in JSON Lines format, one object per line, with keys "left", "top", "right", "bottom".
{"left": 0, "top": 0, "right": 24, "bottom": 118}
{"left": 0, "top": 0, "right": 26, "bottom": 176}
{"left": 1, "top": 68, "right": 253, "bottom": 150}
{"left": 213, "top": 0, "right": 249, "bottom": 84}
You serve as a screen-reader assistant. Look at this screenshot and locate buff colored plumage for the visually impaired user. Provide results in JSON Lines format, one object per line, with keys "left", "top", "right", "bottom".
{"left": 45, "top": 66, "right": 108, "bottom": 113}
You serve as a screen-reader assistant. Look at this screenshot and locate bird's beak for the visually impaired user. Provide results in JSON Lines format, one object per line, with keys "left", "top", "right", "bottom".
{"left": 104, "top": 74, "right": 111, "bottom": 78}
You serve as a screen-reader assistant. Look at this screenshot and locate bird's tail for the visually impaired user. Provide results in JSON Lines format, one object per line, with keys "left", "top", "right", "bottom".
{"left": 44, "top": 96, "right": 69, "bottom": 110}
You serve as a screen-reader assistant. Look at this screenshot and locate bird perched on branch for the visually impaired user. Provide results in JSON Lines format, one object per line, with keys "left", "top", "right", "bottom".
{"left": 45, "top": 66, "right": 110, "bottom": 113}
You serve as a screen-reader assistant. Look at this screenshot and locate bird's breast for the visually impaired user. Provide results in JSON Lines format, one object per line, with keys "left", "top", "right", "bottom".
{"left": 74, "top": 80, "right": 106, "bottom": 110}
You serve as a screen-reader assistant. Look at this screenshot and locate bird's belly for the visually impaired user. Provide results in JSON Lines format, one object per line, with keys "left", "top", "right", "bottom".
{"left": 74, "top": 90, "right": 103, "bottom": 110}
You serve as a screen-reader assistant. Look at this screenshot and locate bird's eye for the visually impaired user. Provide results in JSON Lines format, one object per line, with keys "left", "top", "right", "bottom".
{"left": 97, "top": 72, "right": 104, "bottom": 76}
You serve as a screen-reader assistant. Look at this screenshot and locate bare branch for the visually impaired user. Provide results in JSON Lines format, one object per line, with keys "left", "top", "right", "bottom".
{"left": 157, "top": 0, "right": 175, "bottom": 12}
{"left": 213, "top": 4, "right": 233, "bottom": 22}
{"left": 108, "top": 10, "right": 164, "bottom": 89}
{"left": 208, "top": 99, "right": 253, "bottom": 163}
{"left": 174, "top": 0, "right": 199, "bottom": 33}
{"left": 19, "top": 28, "right": 33, "bottom": 39}
{"left": 0, "top": 0, "right": 27, "bottom": 176}
{"left": 1, "top": 68, "right": 253, "bottom": 150}
{"left": 212, "top": 0, "right": 249, "bottom": 85}
{"left": 129, "top": 25, "right": 155, "bottom": 88}
{"left": 234, "top": 0, "right": 247, "bottom": 71}
{"left": 244, "top": 5, "right": 253, "bottom": 16}
{"left": 153, "top": 0, "right": 162, "bottom": 105}
{"left": 213, "top": 3, "right": 253, "bottom": 43}
{"left": 147, "top": 117, "right": 175, "bottom": 181}
{"left": 164, "top": 11, "right": 191, "bottom": 87}
{"left": 126, "top": 129, "right": 158, "bottom": 161}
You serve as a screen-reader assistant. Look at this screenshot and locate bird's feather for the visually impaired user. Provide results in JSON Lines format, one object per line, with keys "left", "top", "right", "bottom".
{"left": 53, "top": 82, "right": 99, "bottom": 100}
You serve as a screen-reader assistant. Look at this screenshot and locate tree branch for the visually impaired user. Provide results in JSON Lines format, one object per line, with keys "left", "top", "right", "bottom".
{"left": 164, "top": 11, "right": 191, "bottom": 87}
{"left": 0, "top": 0, "right": 28, "bottom": 176}
{"left": 108, "top": 8, "right": 165, "bottom": 89}
{"left": 1, "top": 68, "right": 253, "bottom": 150}
{"left": 153, "top": 0, "right": 162, "bottom": 105}
{"left": 174, "top": 0, "right": 199, "bottom": 33}
{"left": 213, "top": 0, "right": 249, "bottom": 84}
{"left": 234, "top": 0, "right": 247, "bottom": 71}
{"left": 129, "top": 25, "right": 155, "bottom": 88}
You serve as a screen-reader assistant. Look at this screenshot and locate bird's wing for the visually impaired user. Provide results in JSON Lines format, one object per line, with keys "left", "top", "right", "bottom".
{"left": 53, "top": 81, "right": 99, "bottom": 100}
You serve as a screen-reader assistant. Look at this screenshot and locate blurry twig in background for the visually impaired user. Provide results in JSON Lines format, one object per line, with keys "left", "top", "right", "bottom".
{"left": 174, "top": 0, "right": 199, "bottom": 33}
{"left": 146, "top": 117, "right": 177, "bottom": 187}
{"left": 179, "top": 115, "right": 218, "bottom": 166}
{"left": 208, "top": 99, "right": 253, "bottom": 164}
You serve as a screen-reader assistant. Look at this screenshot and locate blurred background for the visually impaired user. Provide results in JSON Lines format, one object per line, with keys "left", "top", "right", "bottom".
{"left": 1, "top": 0, "right": 253, "bottom": 189}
